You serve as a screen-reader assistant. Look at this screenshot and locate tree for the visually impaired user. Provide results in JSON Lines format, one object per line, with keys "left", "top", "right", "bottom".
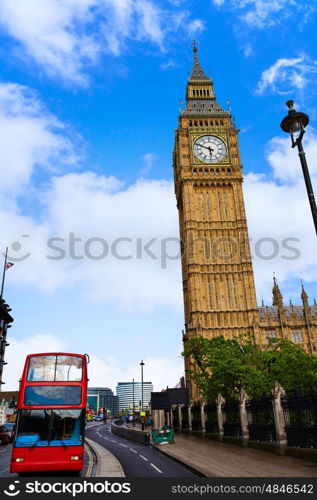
{"left": 183, "top": 335, "right": 317, "bottom": 402}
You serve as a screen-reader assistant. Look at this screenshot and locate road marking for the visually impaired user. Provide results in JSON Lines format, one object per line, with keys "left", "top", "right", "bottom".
{"left": 139, "top": 455, "right": 148, "bottom": 461}
{"left": 104, "top": 437, "right": 109, "bottom": 440}
{"left": 150, "top": 463, "right": 162, "bottom": 474}
{"left": 85, "top": 444, "right": 94, "bottom": 477}
{"left": 0, "top": 467, "right": 9, "bottom": 474}
{"left": 129, "top": 448, "right": 137, "bottom": 454}
{"left": 110, "top": 440, "right": 117, "bottom": 443}
{"left": 119, "top": 443, "right": 127, "bottom": 448}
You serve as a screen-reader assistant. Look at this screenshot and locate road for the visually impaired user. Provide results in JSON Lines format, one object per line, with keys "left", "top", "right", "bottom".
{"left": 85, "top": 421, "right": 197, "bottom": 477}
{"left": 0, "top": 442, "right": 93, "bottom": 477}
{"left": 0, "top": 443, "right": 13, "bottom": 477}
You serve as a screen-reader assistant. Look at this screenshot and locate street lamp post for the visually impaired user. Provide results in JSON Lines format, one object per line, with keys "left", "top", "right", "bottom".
{"left": 280, "top": 100, "right": 317, "bottom": 235}
{"left": 132, "top": 377, "right": 135, "bottom": 427}
{"left": 140, "top": 360, "right": 145, "bottom": 431}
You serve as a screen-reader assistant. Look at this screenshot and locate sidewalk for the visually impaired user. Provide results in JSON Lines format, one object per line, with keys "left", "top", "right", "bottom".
{"left": 86, "top": 437, "right": 125, "bottom": 477}
{"left": 153, "top": 433, "right": 317, "bottom": 477}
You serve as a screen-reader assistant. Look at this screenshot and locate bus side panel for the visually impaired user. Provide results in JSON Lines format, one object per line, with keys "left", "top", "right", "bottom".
{"left": 10, "top": 445, "right": 84, "bottom": 473}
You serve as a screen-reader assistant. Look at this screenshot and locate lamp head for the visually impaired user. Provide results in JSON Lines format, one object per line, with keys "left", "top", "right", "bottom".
{"left": 285, "top": 100, "right": 295, "bottom": 111}
{"left": 280, "top": 100, "right": 309, "bottom": 145}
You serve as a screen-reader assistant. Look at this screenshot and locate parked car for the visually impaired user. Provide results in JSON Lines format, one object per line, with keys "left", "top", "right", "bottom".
{"left": 3, "top": 423, "right": 15, "bottom": 442}
{"left": 0, "top": 425, "right": 12, "bottom": 445}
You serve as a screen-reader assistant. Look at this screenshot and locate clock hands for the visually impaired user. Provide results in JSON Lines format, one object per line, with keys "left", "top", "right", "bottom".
{"left": 199, "top": 144, "right": 215, "bottom": 155}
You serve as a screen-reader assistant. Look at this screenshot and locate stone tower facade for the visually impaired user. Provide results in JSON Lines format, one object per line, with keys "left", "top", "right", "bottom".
{"left": 174, "top": 46, "right": 317, "bottom": 400}
{"left": 174, "top": 46, "right": 258, "bottom": 398}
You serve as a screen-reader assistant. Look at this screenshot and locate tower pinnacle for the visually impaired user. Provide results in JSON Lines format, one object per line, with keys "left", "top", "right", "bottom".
{"left": 189, "top": 43, "right": 211, "bottom": 82}
{"left": 301, "top": 281, "right": 309, "bottom": 307}
{"left": 272, "top": 275, "right": 284, "bottom": 307}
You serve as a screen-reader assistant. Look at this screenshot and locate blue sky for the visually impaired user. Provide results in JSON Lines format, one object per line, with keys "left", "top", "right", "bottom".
{"left": 1, "top": 0, "right": 317, "bottom": 391}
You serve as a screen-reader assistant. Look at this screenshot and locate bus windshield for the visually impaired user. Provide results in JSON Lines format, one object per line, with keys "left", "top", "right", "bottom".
{"left": 27, "top": 355, "right": 83, "bottom": 382}
{"left": 15, "top": 409, "right": 84, "bottom": 447}
{"left": 24, "top": 386, "right": 82, "bottom": 406}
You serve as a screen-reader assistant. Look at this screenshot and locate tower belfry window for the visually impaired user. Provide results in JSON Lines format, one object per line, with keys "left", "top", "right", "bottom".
{"left": 207, "top": 277, "right": 213, "bottom": 309}
{"left": 218, "top": 191, "right": 223, "bottom": 218}
{"left": 226, "top": 278, "right": 231, "bottom": 308}
{"left": 214, "top": 281, "right": 219, "bottom": 309}
{"left": 232, "top": 277, "right": 237, "bottom": 307}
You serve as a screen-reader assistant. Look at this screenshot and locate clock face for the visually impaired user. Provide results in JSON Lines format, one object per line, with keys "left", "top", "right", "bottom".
{"left": 193, "top": 135, "right": 227, "bottom": 163}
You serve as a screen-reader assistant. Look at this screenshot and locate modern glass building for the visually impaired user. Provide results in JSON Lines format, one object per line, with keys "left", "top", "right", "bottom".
{"left": 116, "top": 382, "right": 153, "bottom": 411}
{"left": 87, "top": 387, "right": 119, "bottom": 416}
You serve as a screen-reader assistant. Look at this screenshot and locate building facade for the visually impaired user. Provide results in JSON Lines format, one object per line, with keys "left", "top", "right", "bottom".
{"left": 87, "top": 387, "right": 119, "bottom": 417}
{"left": 116, "top": 382, "right": 153, "bottom": 412}
{"left": 0, "top": 298, "right": 13, "bottom": 389}
{"left": 174, "top": 46, "right": 317, "bottom": 401}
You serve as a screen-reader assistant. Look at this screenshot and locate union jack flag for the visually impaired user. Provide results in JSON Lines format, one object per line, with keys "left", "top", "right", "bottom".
{"left": 5, "top": 262, "right": 14, "bottom": 270}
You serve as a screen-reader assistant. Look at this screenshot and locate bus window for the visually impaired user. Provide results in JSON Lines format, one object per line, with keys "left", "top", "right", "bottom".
{"left": 15, "top": 410, "right": 50, "bottom": 447}
{"left": 27, "top": 355, "right": 83, "bottom": 382}
{"left": 50, "top": 410, "right": 83, "bottom": 445}
{"left": 15, "top": 409, "right": 84, "bottom": 447}
{"left": 24, "top": 386, "right": 82, "bottom": 406}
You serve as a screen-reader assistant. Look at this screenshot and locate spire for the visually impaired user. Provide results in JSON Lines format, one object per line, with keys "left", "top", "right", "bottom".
{"left": 272, "top": 275, "right": 284, "bottom": 307}
{"left": 182, "top": 42, "right": 229, "bottom": 117}
{"left": 189, "top": 40, "right": 211, "bottom": 82}
{"left": 301, "top": 280, "right": 309, "bottom": 307}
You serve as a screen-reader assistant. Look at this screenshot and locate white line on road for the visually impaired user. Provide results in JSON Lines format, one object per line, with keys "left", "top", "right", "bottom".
{"left": 110, "top": 440, "right": 117, "bottom": 443}
{"left": 129, "top": 448, "right": 137, "bottom": 454}
{"left": 150, "top": 463, "right": 162, "bottom": 474}
{"left": 0, "top": 467, "right": 9, "bottom": 474}
{"left": 119, "top": 444, "right": 128, "bottom": 448}
{"left": 139, "top": 455, "right": 148, "bottom": 461}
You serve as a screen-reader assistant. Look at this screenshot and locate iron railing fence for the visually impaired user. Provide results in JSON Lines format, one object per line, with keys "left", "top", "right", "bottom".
{"left": 191, "top": 404, "right": 202, "bottom": 431}
{"left": 282, "top": 391, "right": 317, "bottom": 448}
{"left": 222, "top": 400, "right": 242, "bottom": 438}
{"left": 172, "top": 407, "right": 180, "bottom": 429}
{"left": 181, "top": 404, "right": 189, "bottom": 430}
{"left": 205, "top": 403, "right": 218, "bottom": 433}
{"left": 246, "top": 396, "right": 276, "bottom": 442}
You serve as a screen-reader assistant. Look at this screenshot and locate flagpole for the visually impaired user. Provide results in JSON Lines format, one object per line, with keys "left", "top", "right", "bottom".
{"left": 0, "top": 247, "right": 8, "bottom": 298}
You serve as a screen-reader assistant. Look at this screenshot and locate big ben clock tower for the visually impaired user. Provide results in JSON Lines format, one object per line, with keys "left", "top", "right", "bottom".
{"left": 174, "top": 44, "right": 259, "bottom": 399}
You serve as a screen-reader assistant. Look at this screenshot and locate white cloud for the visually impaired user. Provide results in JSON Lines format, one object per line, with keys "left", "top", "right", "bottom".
{"left": 0, "top": 82, "right": 78, "bottom": 198}
{"left": 87, "top": 353, "right": 184, "bottom": 392}
{"left": 212, "top": 0, "right": 315, "bottom": 29}
{"left": 244, "top": 130, "right": 317, "bottom": 302}
{"left": 4, "top": 334, "right": 183, "bottom": 392}
{"left": 1, "top": 173, "right": 182, "bottom": 311}
{"left": 160, "top": 58, "right": 177, "bottom": 71}
{"left": 187, "top": 19, "right": 205, "bottom": 36}
{"left": 4, "top": 334, "right": 68, "bottom": 390}
{"left": 140, "top": 152, "right": 157, "bottom": 176}
{"left": 0, "top": 0, "right": 98, "bottom": 86}
{"left": 1, "top": 80, "right": 317, "bottom": 318}
{"left": 256, "top": 54, "right": 317, "bottom": 95}
{"left": 0, "top": 0, "right": 203, "bottom": 85}
{"left": 267, "top": 130, "right": 317, "bottom": 183}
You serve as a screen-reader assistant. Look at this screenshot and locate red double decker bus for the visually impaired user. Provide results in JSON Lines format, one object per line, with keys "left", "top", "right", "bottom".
{"left": 10, "top": 352, "right": 89, "bottom": 475}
